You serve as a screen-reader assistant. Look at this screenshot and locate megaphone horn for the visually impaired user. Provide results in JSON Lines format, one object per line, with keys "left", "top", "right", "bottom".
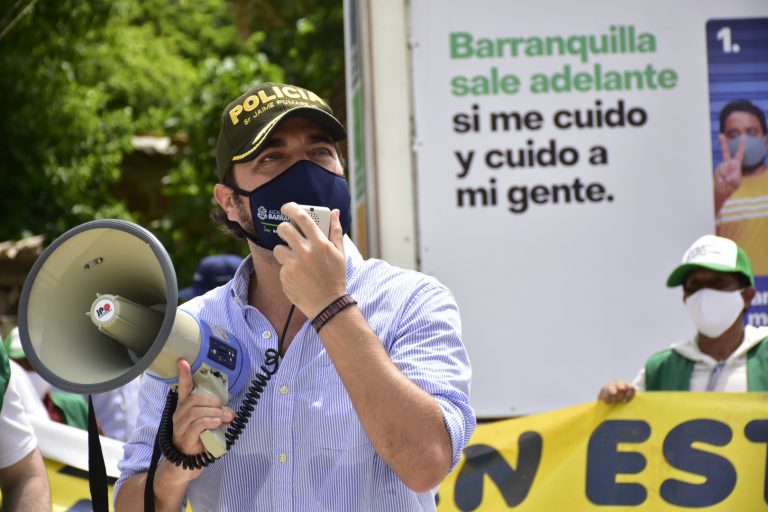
{"left": 17, "top": 219, "right": 250, "bottom": 457}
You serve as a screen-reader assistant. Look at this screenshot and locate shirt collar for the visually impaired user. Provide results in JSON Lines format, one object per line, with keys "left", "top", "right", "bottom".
{"left": 228, "top": 256, "right": 253, "bottom": 310}
{"left": 674, "top": 325, "right": 766, "bottom": 364}
{"left": 226, "top": 235, "right": 364, "bottom": 309}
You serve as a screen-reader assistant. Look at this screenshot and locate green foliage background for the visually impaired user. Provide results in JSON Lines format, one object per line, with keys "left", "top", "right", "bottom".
{"left": 0, "top": 0, "right": 346, "bottom": 287}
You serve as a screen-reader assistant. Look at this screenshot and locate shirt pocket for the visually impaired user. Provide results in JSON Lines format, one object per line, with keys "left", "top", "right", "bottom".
{"left": 309, "top": 354, "right": 370, "bottom": 450}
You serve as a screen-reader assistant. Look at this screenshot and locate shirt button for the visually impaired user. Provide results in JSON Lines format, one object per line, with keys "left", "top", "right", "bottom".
{"left": 279, "top": 385, "right": 289, "bottom": 395}
{"left": 278, "top": 453, "right": 288, "bottom": 463}
{"left": 262, "top": 331, "right": 272, "bottom": 339}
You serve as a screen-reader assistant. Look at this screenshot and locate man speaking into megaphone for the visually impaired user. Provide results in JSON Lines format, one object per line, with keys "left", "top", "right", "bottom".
{"left": 114, "top": 82, "right": 476, "bottom": 511}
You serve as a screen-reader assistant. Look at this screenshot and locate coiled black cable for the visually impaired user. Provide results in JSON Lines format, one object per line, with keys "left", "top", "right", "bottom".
{"left": 225, "top": 347, "right": 279, "bottom": 448}
{"left": 158, "top": 389, "right": 219, "bottom": 470}
{"left": 158, "top": 305, "right": 294, "bottom": 469}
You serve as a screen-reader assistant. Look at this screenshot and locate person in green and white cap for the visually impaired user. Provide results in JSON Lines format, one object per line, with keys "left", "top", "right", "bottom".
{"left": 599, "top": 234, "right": 768, "bottom": 403}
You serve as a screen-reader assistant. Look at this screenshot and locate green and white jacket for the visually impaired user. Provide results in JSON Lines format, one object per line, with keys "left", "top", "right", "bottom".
{"left": 633, "top": 325, "right": 768, "bottom": 392}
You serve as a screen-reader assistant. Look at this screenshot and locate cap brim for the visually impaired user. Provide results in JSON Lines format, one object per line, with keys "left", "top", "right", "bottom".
{"left": 232, "top": 107, "right": 347, "bottom": 164}
{"left": 666, "top": 262, "right": 745, "bottom": 287}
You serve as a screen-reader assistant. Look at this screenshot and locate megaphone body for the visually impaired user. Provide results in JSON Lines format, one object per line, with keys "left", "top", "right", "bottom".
{"left": 18, "top": 219, "right": 248, "bottom": 457}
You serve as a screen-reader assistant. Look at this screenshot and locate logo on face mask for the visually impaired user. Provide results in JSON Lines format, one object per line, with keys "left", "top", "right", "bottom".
{"left": 257, "top": 206, "right": 268, "bottom": 221}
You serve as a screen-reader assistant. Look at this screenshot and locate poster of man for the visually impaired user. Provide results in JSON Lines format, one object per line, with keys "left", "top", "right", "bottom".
{"left": 708, "top": 17, "right": 768, "bottom": 325}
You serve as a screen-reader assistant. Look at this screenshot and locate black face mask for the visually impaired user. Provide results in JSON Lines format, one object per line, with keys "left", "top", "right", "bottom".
{"left": 230, "top": 159, "right": 352, "bottom": 250}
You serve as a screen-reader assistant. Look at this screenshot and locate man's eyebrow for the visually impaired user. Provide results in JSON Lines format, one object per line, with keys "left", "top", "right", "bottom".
{"left": 263, "top": 132, "right": 333, "bottom": 149}
{"left": 308, "top": 133, "right": 334, "bottom": 145}
{"left": 261, "top": 137, "right": 285, "bottom": 150}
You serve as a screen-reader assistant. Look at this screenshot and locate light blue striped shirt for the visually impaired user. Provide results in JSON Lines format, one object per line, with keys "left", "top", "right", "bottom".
{"left": 116, "top": 238, "right": 475, "bottom": 511}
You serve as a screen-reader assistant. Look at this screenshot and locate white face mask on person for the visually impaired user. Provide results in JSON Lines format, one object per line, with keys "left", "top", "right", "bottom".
{"left": 684, "top": 288, "right": 745, "bottom": 338}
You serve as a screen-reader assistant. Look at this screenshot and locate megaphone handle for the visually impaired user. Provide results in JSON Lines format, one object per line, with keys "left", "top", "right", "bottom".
{"left": 191, "top": 370, "right": 229, "bottom": 458}
{"left": 199, "top": 422, "right": 227, "bottom": 458}
{"left": 158, "top": 348, "right": 280, "bottom": 470}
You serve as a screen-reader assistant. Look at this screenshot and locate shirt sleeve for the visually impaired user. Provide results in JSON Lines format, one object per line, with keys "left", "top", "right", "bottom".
{"left": 113, "top": 374, "right": 172, "bottom": 499}
{"left": 388, "top": 280, "right": 476, "bottom": 473}
{"left": 0, "top": 375, "right": 38, "bottom": 468}
{"left": 632, "top": 367, "right": 646, "bottom": 392}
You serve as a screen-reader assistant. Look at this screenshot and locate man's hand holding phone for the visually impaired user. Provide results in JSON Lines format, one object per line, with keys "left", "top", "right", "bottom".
{"left": 274, "top": 202, "right": 347, "bottom": 319}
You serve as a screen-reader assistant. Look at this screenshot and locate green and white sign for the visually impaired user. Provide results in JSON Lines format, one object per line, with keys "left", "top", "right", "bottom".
{"left": 410, "top": 0, "right": 768, "bottom": 416}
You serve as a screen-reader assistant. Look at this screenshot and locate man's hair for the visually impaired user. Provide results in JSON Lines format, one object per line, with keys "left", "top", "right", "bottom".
{"left": 719, "top": 99, "right": 767, "bottom": 135}
{"left": 211, "top": 166, "right": 250, "bottom": 241}
{"left": 210, "top": 140, "right": 347, "bottom": 240}
{"left": 735, "top": 271, "right": 752, "bottom": 289}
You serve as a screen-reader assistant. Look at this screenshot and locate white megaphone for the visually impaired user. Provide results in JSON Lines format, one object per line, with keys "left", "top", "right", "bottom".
{"left": 17, "top": 219, "right": 251, "bottom": 457}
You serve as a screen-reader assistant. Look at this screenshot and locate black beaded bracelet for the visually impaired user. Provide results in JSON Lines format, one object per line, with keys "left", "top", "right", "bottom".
{"left": 311, "top": 294, "right": 357, "bottom": 332}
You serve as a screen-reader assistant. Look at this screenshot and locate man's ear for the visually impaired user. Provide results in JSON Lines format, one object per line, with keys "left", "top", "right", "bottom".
{"left": 214, "top": 184, "right": 238, "bottom": 222}
{"left": 743, "top": 286, "right": 756, "bottom": 308}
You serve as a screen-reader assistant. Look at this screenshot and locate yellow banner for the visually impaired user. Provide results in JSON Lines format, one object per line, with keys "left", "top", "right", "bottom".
{"left": 45, "top": 458, "right": 114, "bottom": 512}
{"left": 437, "top": 393, "right": 768, "bottom": 511}
{"left": 44, "top": 460, "right": 195, "bottom": 511}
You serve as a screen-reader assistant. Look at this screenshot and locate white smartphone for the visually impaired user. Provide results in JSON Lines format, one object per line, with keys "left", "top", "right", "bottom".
{"left": 292, "top": 205, "right": 331, "bottom": 237}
